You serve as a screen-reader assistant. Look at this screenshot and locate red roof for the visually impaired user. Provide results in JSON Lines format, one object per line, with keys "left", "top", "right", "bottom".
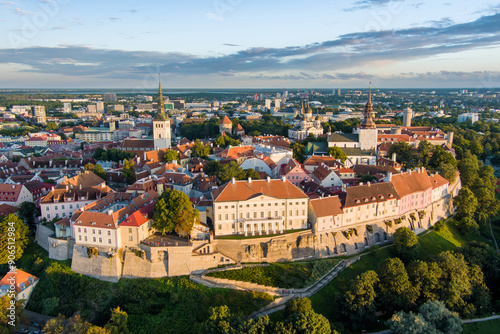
{"left": 310, "top": 196, "right": 343, "bottom": 217}
{"left": 119, "top": 202, "right": 155, "bottom": 227}
{"left": 220, "top": 115, "right": 232, "bottom": 125}
{"left": 0, "top": 269, "right": 38, "bottom": 293}
{"left": 212, "top": 179, "right": 308, "bottom": 202}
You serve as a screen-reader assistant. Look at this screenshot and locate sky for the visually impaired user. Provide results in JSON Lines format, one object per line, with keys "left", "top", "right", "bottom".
{"left": 1, "top": 0, "right": 500, "bottom": 89}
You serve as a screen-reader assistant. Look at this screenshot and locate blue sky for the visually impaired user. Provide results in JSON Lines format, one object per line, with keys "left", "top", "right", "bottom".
{"left": 1, "top": 0, "right": 500, "bottom": 88}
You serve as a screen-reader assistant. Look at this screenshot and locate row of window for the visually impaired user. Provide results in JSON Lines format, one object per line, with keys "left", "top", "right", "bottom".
{"left": 78, "top": 235, "right": 112, "bottom": 244}
{"left": 46, "top": 203, "right": 80, "bottom": 211}
{"left": 217, "top": 201, "right": 306, "bottom": 210}
{"left": 77, "top": 227, "right": 112, "bottom": 236}
{"left": 218, "top": 209, "right": 306, "bottom": 221}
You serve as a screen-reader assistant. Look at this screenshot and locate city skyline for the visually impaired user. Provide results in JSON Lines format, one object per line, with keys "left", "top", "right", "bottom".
{"left": 1, "top": 0, "right": 500, "bottom": 89}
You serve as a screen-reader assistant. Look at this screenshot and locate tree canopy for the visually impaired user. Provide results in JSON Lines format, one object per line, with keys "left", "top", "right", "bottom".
{"left": 326, "top": 146, "right": 348, "bottom": 163}
{"left": 152, "top": 189, "right": 199, "bottom": 237}
{"left": 0, "top": 214, "right": 30, "bottom": 264}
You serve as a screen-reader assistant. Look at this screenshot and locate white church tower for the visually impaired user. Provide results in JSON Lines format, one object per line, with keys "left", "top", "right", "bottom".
{"left": 357, "top": 87, "right": 378, "bottom": 150}
{"left": 153, "top": 76, "right": 171, "bottom": 149}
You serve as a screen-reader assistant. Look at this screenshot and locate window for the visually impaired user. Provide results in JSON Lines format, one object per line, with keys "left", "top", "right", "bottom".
{"left": 84, "top": 236, "right": 87, "bottom": 241}
{"left": 98, "top": 230, "right": 101, "bottom": 235}
{"left": 261, "top": 212, "right": 264, "bottom": 218}
{"left": 78, "top": 228, "right": 81, "bottom": 232}
{"left": 129, "top": 228, "right": 132, "bottom": 233}
{"left": 84, "top": 228, "right": 87, "bottom": 233}
{"left": 92, "top": 229, "right": 95, "bottom": 234}
{"left": 78, "top": 235, "right": 81, "bottom": 240}
{"left": 218, "top": 214, "right": 221, "bottom": 220}
{"left": 76, "top": 204, "right": 80, "bottom": 208}
{"left": 289, "top": 210, "right": 292, "bottom": 216}
{"left": 218, "top": 224, "right": 222, "bottom": 230}
{"left": 107, "top": 231, "right": 111, "bottom": 236}
{"left": 55, "top": 206, "right": 58, "bottom": 210}
{"left": 225, "top": 214, "right": 228, "bottom": 220}
{"left": 47, "top": 214, "right": 50, "bottom": 219}
{"left": 70, "top": 205, "right": 73, "bottom": 209}
{"left": 99, "top": 238, "right": 102, "bottom": 243}
{"left": 93, "top": 237, "right": 96, "bottom": 242}
{"left": 108, "top": 239, "right": 111, "bottom": 244}
{"left": 129, "top": 236, "right": 133, "bottom": 241}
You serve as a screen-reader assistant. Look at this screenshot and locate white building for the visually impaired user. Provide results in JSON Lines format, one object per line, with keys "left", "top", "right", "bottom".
{"left": 0, "top": 184, "right": 33, "bottom": 207}
{"left": 288, "top": 103, "right": 323, "bottom": 141}
{"left": 0, "top": 269, "right": 39, "bottom": 304}
{"left": 458, "top": 113, "right": 480, "bottom": 124}
{"left": 212, "top": 178, "right": 309, "bottom": 236}
{"left": 153, "top": 79, "right": 171, "bottom": 149}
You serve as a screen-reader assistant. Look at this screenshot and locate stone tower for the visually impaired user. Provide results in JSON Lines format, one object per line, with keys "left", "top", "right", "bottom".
{"left": 403, "top": 107, "right": 413, "bottom": 127}
{"left": 358, "top": 87, "right": 378, "bottom": 150}
{"left": 153, "top": 76, "right": 171, "bottom": 149}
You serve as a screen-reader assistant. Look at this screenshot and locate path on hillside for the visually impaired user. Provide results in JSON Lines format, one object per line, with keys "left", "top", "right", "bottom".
{"left": 367, "top": 315, "right": 500, "bottom": 334}
{"left": 489, "top": 218, "right": 499, "bottom": 253}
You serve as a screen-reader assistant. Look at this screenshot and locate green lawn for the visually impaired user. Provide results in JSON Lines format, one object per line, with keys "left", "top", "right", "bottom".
{"left": 462, "top": 318, "right": 500, "bottom": 334}
{"left": 207, "top": 258, "right": 342, "bottom": 289}
{"left": 309, "top": 218, "right": 494, "bottom": 324}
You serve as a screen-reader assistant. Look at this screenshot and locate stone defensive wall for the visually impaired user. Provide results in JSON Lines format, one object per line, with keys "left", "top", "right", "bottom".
{"left": 67, "top": 179, "right": 458, "bottom": 282}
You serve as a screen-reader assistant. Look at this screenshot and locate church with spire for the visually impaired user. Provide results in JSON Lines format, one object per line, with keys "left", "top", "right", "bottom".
{"left": 353, "top": 87, "right": 378, "bottom": 150}
{"left": 152, "top": 76, "right": 171, "bottom": 149}
{"left": 288, "top": 100, "right": 323, "bottom": 141}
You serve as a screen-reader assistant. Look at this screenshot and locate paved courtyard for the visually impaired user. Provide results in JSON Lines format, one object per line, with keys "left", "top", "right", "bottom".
{"left": 142, "top": 233, "right": 190, "bottom": 247}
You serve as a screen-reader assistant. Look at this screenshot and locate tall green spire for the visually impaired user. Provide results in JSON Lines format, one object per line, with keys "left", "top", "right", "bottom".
{"left": 158, "top": 74, "right": 165, "bottom": 114}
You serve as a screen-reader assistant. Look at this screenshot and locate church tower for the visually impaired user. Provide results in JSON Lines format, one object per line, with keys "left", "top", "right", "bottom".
{"left": 153, "top": 76, "right": 171, "bottom": 149}
{"left": 357, "top": 87, "right": 378, "bottom": 150}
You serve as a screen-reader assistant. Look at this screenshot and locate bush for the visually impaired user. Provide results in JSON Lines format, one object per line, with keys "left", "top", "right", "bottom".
{"left": 458, "top": 217, "right": 479, "bottom": 235}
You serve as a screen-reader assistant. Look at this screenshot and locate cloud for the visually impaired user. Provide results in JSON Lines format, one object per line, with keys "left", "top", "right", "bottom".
{"left": 119, "top": 9, "right": 138, "bottom": 13}
{"left": 109, "top": 17, "right": 121, "bottom": 22}
{"left": 13, "top": 7, "right": 33, "bottom": 15}
{"left": 1, "top": 12, "right": 500, "bottom": 87}
{"left": 206, "top": 12, "right": 224, "bottom": 21}
{"left": 223, "top": 43, "right": 240, "bottom": 47}
{"left": 344, "top": 0, "right": 403, "bottom": 12}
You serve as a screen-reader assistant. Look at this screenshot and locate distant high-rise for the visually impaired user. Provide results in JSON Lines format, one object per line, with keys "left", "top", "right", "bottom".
{"left": 254, "top": 93, "right": 259, "bottom": 101}
{"left": 337, "top": 89, "right": 342, "bottom": 96}
{"left": 103, "top": 93, "right": 117, "bottom": 102}
{"left": 32, "top": 106, "right": 46, "bottom": 124}
{"left": 274, "top": 98, "right": 281, "bottom": 109}
{"left": 96, "top": 102, "right": 104, "bottom": 113}
{"left": 63, "top": 102, "right": 72, "bottom": 113}
{"left": 265, "top": 99, "right": 272, "bottom": 109}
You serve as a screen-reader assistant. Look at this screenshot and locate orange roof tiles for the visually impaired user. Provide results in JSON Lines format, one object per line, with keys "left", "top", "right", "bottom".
{"left": 391, "top": 169, "right": 433, "bottom": 197}
{"left": 0, "top": 269, "right": 38, "bottom": 293}
{"left": 429, "top": 173, "right": 449, "bottom": 189}
{"left": 310, "top": 196, "right": 343, "bottom": 217}
{"left": 220, "top": 115, "right": 232, "bottom": 124}
{"left": 213, "top": 179, "right": 308, "bottom": 202}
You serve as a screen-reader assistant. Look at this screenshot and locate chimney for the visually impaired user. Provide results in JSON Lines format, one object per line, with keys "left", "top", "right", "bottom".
{"left": 108, "top": 209, "right": 113, "bottom": 215}
{"left": 266, "top": 176, "right": 271, "bottom": 182}
{"left": 392, "top": 152, "right": 397, "bottom": 162}
{"left": 367, "top": 182, "right": 371, "bottom": 187}
{"left": 282, "top": 176, "right": 286, "bottom": 182}
{"left": 387, "top": 172, "right": 392, "bottom": 181}
{"left": 248, "top": 177, "right": 252, "bottom": 183}
{"left": 231, "top": 177, "right": 235, "bottom": 184}
{"left": 79, "top": 184, "right": 82, "bottom": 190}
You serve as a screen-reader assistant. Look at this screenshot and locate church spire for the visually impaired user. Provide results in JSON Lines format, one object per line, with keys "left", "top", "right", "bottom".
{"left": 360, "top": 85, "right": 375, "bottom": 129}
{"left": 158, "top": 74, "right": 165, "bottom": 114}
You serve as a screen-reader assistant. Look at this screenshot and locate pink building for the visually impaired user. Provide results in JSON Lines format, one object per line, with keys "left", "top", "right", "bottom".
{"left": 280, "top": 158, "right": 312, "bottom": 186}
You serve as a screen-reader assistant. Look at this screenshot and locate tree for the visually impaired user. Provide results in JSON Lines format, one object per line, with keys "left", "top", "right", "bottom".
{"left": 244, "top": 169, "right": 260, "bottom": 180}
{"left": 217, "top": 161, "right": 245, "bottom": 184}
{"left": 291, "top": 142, "right": 306, "bottom": 163}
{"left": 286, "top": 310, "right": 331, "bottom": 334}
{"left": 393, "top": 227, "right": 419, "bottom": 262}
{"left": 93, "top": 164, "right": 107, "bottom": 180}
{"left": 386, "top": 300, "right": 462, "bottom": 334}
{"left": 122, "top": 159, "right": 135, "bottom": 185}
{"left": 0, "top": 295, "right": 25, "bottom": 332}
{"left": 202, "top": 305, "right": 238, "bottom": 334}
{"left": 326, "top": 146, "right": 348, "bottom": 163}
{"left": 453, "top": 187, "right": 478, "bottom": 218}
{"left": 163, "top": 149, "right": 178, "bottom": 163}
{"left": 437, "top": 163, "right": 457, "bottom": 183}
{"left": 192, "top": 140, "right": 211, "bottom": 159}
{"left": 84, "top": 162, "right": 95, "bottom": 171}
{"left": 0, "top": 214, "right": 30, "bottom": 264}
{"left": 378, "top": 257, "right": 416, "bottom": 312}
{"left": 458, "top": 157, "right": 479, "bottom": 188}
{"left": 417, "top": 140, "right": 433, "bottom": 166}
{"left": 428, "top": 145, "right": 456, "bottom": 168}
{"left": 46, "top": 122, "right": 58, "bottom": 130}
{"left": 343, "top": 270, "right": 379, "bottom": 330}
{"left": 42, "top": 297, "right": 59, "bottom": 316}
{"left": 43, "top": 314, "right": 110, "bottom": 334}
{"left": 17, "top": 201, "right": 38, "bottom": 232}
{"left": 104, "top": 307, "right": 130, "bottom": 334}
{"left": 407, "top": 260, "right": 442, "bottom": 303}
{"left": 152, "top": 189, "right": 199, "bottom": 237}
{"left": 284, "top": 297, "right": 312, "bottom": 318}
{"left": 457, "top": 217, "right": 479, "bottom": 235}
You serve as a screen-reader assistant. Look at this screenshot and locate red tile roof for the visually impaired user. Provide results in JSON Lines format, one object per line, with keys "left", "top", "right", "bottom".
{"left": 0, "top": 269, "right": 38, "bottom": 293}
{"left": 213, "top": 179, "right": 308, "bottom": 202}
{"left": 310, "top": 196, "right": 343, "bottom": 217}
{"left": 220, "top": 115, "right": 232, "bottom": 124}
